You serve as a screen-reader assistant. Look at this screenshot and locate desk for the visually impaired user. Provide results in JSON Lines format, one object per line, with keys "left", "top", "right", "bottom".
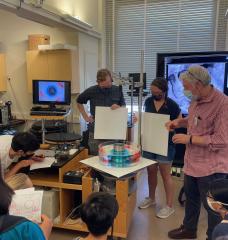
{"left": 0, "top": 119, "right": 26, "bottom": 135}
{"left": 28, "top": 148, "right": 89, "bottom": 229}
{"left": 29, "top": 148, "right": 137, "bottom": 238}
{"left": 0, "top": 119, "right": 26, "bottom": 129}
{"left": 30, "top": 111, "right": 71, "bottom": 143}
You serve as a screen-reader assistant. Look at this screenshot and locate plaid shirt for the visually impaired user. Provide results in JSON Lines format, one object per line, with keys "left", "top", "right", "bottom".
{"left": 184, "top": 88, "right": 228, "bottom": 177}
{"left": 77, "top": 85, "right": 125, "bottom": 131}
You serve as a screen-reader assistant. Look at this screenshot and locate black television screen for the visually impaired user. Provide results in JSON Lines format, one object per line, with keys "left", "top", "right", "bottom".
{"left": 156, "top": 52, "right": 228, "bottom": 114}
{"left": 167, "top": 62, "right": 226, "bottom": 114}
{"left": 33, "top": 80, "right": 71, "bottom": 106}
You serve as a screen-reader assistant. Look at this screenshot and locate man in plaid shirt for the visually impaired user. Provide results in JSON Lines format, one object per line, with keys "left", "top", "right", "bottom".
{"left": 166, "top": 65, "right": 228, "bottom": 240}
{"left": 77, "top": 68, "right": 125, "bottom": 155}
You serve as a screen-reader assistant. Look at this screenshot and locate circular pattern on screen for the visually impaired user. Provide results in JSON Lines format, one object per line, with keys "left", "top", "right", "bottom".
{"left": 38, "top": 81, "right": 65, "bottom": 102}
{"left": 47, "top": 86, "right": 57, "bottom": 96}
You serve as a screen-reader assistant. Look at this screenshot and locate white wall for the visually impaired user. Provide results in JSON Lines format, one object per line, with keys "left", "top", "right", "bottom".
{"left": 0, "top": 9, "right": 79, "bottom": 118}
{"left": 76, "top": 32, "right": 99, "bottom": 131}
{"left": 226, "top": 21, "right": 228, "bottom": 50}
{"left": 43, "top": 0, "right": 100, "bottom": 31}
{"left": 0, "top": 0, "right": 102, "bottom": 121}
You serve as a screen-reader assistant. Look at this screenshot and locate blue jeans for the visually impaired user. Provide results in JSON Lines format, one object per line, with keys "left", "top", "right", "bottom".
{"left": 142, "top": 144, "right": 175, "bottom": 164}
{"left": 183, "top": 173, "right": 228, "bottom": 240}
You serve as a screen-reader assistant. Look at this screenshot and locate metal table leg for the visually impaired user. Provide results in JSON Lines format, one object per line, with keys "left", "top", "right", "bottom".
{"left": 41, "top": 118, "right": 45, "bottom": 144}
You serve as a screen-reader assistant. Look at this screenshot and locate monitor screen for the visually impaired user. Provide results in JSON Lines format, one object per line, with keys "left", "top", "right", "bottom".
{"left": 33, "top": 80, "right": 71, "bottom": 106}
{"left": 167, "top": 62, "right": 226, "bottom": 114}
{"left": 128, "top": 73, "right": 146, "bottom": 91}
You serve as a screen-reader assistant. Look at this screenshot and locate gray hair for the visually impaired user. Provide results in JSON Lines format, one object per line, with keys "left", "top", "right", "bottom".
{"left": 180, "top": 65, "right": 211, "bottom": 86}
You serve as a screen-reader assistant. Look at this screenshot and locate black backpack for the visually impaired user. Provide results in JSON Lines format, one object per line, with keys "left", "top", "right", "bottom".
{"left": 0, "top": 215, "right": 27, "bottom": 234}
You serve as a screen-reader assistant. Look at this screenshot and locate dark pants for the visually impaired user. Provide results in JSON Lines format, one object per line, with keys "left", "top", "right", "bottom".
{"left": 183, "top": 173, "right": 228, "bottom": 240}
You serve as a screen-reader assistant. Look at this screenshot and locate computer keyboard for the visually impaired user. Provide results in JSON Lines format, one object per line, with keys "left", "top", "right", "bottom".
{"left": 30, "top": 110, "right": 67, "bottom": 116}
{"left": 30, "top": 107, "right": 70, "bottom": 116}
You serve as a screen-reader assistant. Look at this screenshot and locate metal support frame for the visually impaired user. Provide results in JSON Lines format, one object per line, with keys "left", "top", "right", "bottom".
{"left": 112, "top": 50, "right": 145, "bottom": 148}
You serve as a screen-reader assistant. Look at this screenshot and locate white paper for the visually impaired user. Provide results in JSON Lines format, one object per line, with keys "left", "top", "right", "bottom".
{"left": 69, "top": 149, "right": 78, "bottom": 155}
{"left": 14, "top": 187, "right": 35, "bottom": 194}
{"left": 142, "top": 112, "right": 170, "bottom": 156}
{"left": 34, "top": 149, "right": 55, "bottom": 157}
{"left": 94, "top": 107, "right": 128, "bottom": 140}
{"left": 30, "top": 157, "right": 56, "bottom": 170}
{"left": 81, "top": 156, "right": 156, "bottom": 178}
{"left": 9, "top": 188, "right": 43, "bottom": 223}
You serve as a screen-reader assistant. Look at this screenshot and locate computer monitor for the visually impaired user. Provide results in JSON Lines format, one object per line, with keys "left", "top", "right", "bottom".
{"left": 167, "top": 62, "right": 226, "bottom": 114}
{"left": 33, "top": 80, "right": 71, "bottom": 108}
{"left": 156, "top": 52, "right": 228, "bottom": 114}
{"left": 128, "top": 73, "right": 146, "bottom": 91}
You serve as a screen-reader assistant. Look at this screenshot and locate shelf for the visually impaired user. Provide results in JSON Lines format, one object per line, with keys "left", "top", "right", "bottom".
{"left": 26, "top": 148, "right": 135, "bottom": 238}
{"left": 53, "top": 221, "right": 87, "bottom": 232}
{"left": 30, "top": 115, "right": 67, "bottom": 120}
{"left": 59, "top": 183, "right": 82, "bottom": 190}
{"left": 30, "top": 172, "right": 59, "bottom": 187}
{"left": 30, "top": 173, "right": 82, "bottom": 190}
{"left": 55, "top": 219, "right": 127, "bottom": 238}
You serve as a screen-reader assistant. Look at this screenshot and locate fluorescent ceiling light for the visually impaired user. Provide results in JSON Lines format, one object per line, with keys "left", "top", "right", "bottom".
{"left": 0, "top": 0, "right": 18, "bottom": 9}
{"left": 62, "top": 14, "right": 93, "bottom": 30}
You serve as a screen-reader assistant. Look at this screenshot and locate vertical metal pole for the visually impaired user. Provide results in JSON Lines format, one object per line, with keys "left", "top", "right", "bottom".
{"left": 41, "top": 118, "right": 45, "bottom": 144}
{"left": 138, "top": 50, "right": 144, "bottom": 148}
{"left": 130, "top": 77, "right": 134, "bottom": 127}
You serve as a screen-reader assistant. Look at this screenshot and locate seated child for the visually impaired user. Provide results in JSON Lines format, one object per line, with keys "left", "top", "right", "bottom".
{"left": 207, "top": 177, "right": 228, "bottom": 240}
{"left": 75, "top": 192, "right": 119, "bottom": 240}
{"left": 0, "top": 166, "right": 52, "bottom": 240}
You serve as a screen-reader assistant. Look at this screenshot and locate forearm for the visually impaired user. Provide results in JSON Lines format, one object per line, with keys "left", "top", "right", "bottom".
{"left": 177, "top": 117, "right": 188, "bottom": 128}
{"left": 4, "top": 163, "right": 21, "bottom": 179}
{"left": 191, "top": 135, "right": 208, "bottom": 146}
{"left": 39, "top": 215, "right": 53, "bottom": 240}
{"left": 77, "top": 103, "right": 89, "bottom": 119}
{"left": 40, "top": 225, "right": 51, "bottom": 240}
{"left": 191, "top": 134, "right": 226, "bottom": 150}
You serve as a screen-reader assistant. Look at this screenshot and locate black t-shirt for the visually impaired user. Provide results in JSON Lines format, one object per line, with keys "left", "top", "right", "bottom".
{"left": 77, "top": 85, "right": 125, "bottom": 117}
{"left": 144, "top": 96, "right": 181, "bottom": 120}
{"left": 77, "top": 85, "right": 125, "bottom": 132}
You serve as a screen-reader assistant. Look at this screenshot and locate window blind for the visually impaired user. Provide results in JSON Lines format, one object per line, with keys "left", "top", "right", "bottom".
{"left": 105, "top": 0, "right": 219, "bottom": 105}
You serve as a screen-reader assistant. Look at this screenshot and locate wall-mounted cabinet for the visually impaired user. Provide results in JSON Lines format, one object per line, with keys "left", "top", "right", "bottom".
{"left": 0, "top": 54, "right": 7, "bottom": 91}
{"left": 26, "top": 49, "right": 79, "bottom": 93}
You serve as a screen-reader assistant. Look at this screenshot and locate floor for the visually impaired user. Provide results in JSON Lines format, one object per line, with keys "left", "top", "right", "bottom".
{"left": 50, "top": 169, "right": 207, "bottom": 240}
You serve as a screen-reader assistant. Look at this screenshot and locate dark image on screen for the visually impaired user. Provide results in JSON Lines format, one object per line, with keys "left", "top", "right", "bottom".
{"left": 38, "top": 81, "right": 65, "bottom": 103}
{"left": 167, "top": 62, "right": 225, "bottom": 114}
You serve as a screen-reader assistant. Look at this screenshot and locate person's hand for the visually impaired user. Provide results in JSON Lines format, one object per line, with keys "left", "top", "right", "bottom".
{"left": 172, "top": 134, "right": 190, "bottom": 144}
{"left": 110, "top": 104, "right": 121, "bottom": 110}
{"left": 132, "top": 113, "right": 138, "bottom": 123}
{"left": 17, "top": 160, "right": 35, "bottom": 169}
{"left": 39, "top": 214, "right": 53, "bottom": 240}
{"left": 165, "top": 119, "right": 180, "bottom": 131}
{"left": 84, "top": 115, "right": 94, "bottom": 123}
{"left": 31, "top": 155, "right": 45, "bottom": 162}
